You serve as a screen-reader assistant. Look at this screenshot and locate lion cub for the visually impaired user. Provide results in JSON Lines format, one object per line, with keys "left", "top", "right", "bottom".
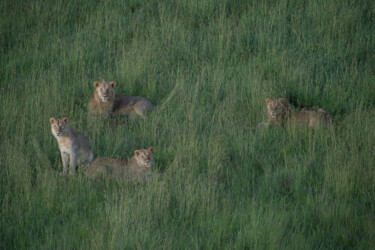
{"left": 88, "top": 79, "right": 154, "bottom": 117}
{"left": 50, "top": 117, "right": 94, "bottom": 176}
{"left": 266, "top": 98, "right": 333, "bottom": 128}
{"left": 85, "top": 147, "right": 154, "bottom": 182}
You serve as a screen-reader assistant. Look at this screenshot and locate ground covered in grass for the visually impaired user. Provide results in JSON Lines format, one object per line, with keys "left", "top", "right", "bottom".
{"left": 1, "top": 0, "right": 375, "bottom": 248}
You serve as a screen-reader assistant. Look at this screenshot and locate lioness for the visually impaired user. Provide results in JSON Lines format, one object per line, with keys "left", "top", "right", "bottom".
{"left": 88, "top": 79, "right": 153, "bottom": 117}
{"left": 85, "top": 147, "right": 154, "bottom": 182}
{"left": 50, "top": 117, "right": 94, "bottom": 176}
{"left": 266, "top": 98, "right": 333, "bottom": 128}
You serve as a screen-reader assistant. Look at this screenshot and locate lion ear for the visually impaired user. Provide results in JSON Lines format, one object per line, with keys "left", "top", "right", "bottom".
{"left": 109, "top": 81, "right": 116, "bottom": 88}
{"left": 135, "top": 150, "right": 140, "bottom": 157}
{"left": 148, "top": 147, "right": 154, "bottom": 153}
{"left": 94, "top": 81, "right": 100, "bottom": 88}
{"left": 50, "top": 118, "right": 56, "bottom": 124}
{"left": 62, "top": 117, "right": 68, "bottom": 124}
{"left": 278, "top": 98, "right": 288, "bottom": 106}
{"left": 266, "top": 98, "right": 272, "bottom": 104}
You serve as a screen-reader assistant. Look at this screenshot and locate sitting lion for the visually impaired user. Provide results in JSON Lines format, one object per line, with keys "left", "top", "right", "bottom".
{"left": 265, "top": 98, "right": 333, "bottom": 128}
{"left": 88, "top": 80, "right": 154, "bottom": 117}
{"left": 85, "top": 147, "right": 154, "bottom": 182}
{"left": 50, "top": 117, "right": 94, "bottom": 176}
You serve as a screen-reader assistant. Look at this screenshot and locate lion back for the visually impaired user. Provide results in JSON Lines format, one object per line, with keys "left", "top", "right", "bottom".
{"left": 85, "top": 158, "right": 126, "bottom": 179}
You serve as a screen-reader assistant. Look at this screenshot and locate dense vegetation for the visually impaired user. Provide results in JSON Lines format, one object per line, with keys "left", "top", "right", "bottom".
{"left": 1, "top": 0, "right": 374, "bottom": 248}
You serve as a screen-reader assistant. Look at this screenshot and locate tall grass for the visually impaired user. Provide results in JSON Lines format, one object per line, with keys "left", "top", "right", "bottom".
{"left": 1, "top": 0, "right": 375, "bottom": 248}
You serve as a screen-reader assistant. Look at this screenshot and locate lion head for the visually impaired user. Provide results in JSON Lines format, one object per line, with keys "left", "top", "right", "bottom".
{"left": 94, "top": 80, "right": 116, "bottom": 103}
{"left": 266, "top": 98, "right": 290, "bottom": 121}
{"left": 50, "top": 117, "right": 69, "bottom": 137}
{"left": 134, "top": 147, "right": 154, "bottom": 168}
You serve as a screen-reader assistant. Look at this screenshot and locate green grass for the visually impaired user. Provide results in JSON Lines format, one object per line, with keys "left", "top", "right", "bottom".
{"left": 1, "top": 0, "right": 375, "bottom": 248}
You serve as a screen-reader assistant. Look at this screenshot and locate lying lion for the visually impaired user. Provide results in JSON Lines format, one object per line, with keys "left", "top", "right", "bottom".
{"left": 265, "top": 98, "right": 333, "bottom": 128}
{"left": 88, "top": 80, "right": 154, "bottom": 117}
{"left": 85, "top": 147, "right": 154, "bottom": 182}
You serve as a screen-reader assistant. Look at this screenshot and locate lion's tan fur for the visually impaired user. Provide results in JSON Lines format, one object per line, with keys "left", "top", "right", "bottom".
{"left": 88, "top": 80, "right": 153, "bottom": 117}
{"left": 50, "top": 117, "right": 94, "bottom": 176}
{"left": 266, "top": 98, "right": 333, "bottom": 128}
{"left": 85, "top": 147, "right": 154, "bottom": 182}
{"left": 88, "top": 83, "right": 116, "bottom": 117}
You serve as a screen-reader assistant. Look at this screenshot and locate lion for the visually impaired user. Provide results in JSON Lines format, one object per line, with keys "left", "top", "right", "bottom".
{"left": 88, "top": 79, "right": 154, "bottom": 117}
{"left": 85, "top": 147, "right": 154, "bottom": 182}
{"left": 50, "top": 117, "right": 94, "bottom": 176}
{"left": 265, "top": 98, "right": 333, "bottom": 128}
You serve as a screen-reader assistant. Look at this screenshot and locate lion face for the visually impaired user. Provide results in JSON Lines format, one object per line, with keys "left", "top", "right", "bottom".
{"left": 94, "top": 80, "right": 116, "bottom": 103}
{"left": 266, "top": 98, "right": 289, "bottom": 119}
{"left": 134, "top": 147, "right": 154, "bottom": 168}
{"left": 50, "top": 117, "right": 69, "bottom": 137}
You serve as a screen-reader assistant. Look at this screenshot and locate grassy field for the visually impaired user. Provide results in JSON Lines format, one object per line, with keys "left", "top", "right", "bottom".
{"left": 1, "top": 0, "right": 375, "bottom": 248}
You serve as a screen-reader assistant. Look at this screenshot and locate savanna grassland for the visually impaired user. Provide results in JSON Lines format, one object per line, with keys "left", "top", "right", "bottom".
{"left": 1, "top": 0, "right": 375, "bottom": 248}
